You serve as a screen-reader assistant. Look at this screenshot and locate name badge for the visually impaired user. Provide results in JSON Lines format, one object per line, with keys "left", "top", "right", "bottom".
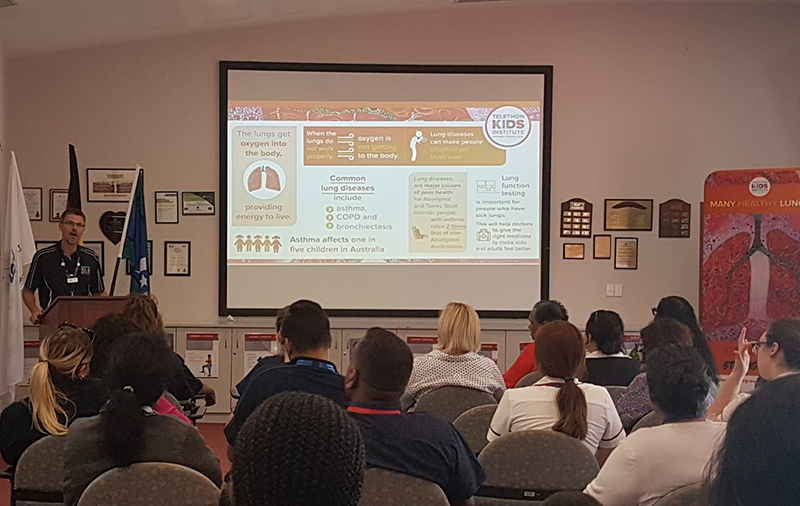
{"left": 67, "top": 276, "right": 79, "bottom": 284}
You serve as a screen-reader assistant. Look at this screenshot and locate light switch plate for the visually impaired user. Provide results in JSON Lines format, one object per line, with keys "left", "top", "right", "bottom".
{"left": 614, "top": 284, "right": 623, "bottom": 297}
{"left": 606, "top": 284, "right": 615, "bottom": 297}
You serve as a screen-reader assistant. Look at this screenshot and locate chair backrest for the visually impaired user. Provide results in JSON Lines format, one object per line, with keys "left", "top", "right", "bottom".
{"left": 14, "top": 435, "right": 66, "bottom": 505}
{"left": 359, "top": 468, "right": 449, "bottom": 506}
{"left": 414, "top": 386, "right": 498, "bottom": 423}
{"left": 453, "top": 404, "right": 499, "bottom": 455}
{"left": 477, "top": 431, "right": 599, "bottom": 503}
{"left": 76, "top": 462, "right": 220, "bottom": 506}
{"left": 606, "top": 386, "right": 626, "bottom": 404}
{"left": 632, "top": 411, "right": 664, "bottom": 432}
{"left": 654, "top": 484, "right": 710, "bottom": 506}
{"left": 515, "top": 371, "right": 545, "bottom": 388}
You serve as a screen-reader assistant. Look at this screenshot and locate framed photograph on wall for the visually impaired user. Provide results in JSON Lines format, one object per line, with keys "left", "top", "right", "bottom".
{"left": 82, "top": 241, "right": 106, "bottom": 269}
{"left": 155, "top": 191, "right": 180, "bottom": 224}
{"left": 86, "top": 168, "right": 136, "bottom": 202}
{"left": 164, "top": 241, "right": 191, "bottom": 276}
{"left": 593, "top": 234, "right": 612, "bottom": 259}
{"left": 563, "top": 243, "right": 586, "bottom": 260}
{"left": 49, "top": 189, "right": 69, "bottom": 222}
{"left": 182, "top": 192, "right": 215, "bottom": 216}
{"left": 23, "top": 188, "right": 43, "bottom": 221}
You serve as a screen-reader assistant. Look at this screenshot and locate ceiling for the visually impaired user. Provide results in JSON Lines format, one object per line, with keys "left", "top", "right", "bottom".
{"left": 1, "top": 0, "right": 799, "bottom": 57}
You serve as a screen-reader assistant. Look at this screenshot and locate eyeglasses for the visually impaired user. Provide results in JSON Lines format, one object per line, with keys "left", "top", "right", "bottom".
{"left": 751, "top": 341, "right": 771, "bottom": 354}
{"left": 62, "top": 220, "right": 86, "bottom": 229}
{"left": 59, "top": 322, "right": 96, "bottom": 342}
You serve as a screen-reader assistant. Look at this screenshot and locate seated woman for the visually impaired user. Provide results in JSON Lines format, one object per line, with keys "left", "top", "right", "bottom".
{"left": 584, "top": 310, "right": 640, "bottom": 387}
{"left": 123, "top": 293, "right": 216, "bottom": 406}
{"left": 653, "top": 296, "right": 720, "bottom": 387}
{"left": 401, "top": 302, "right": 505, "bottom": 410}
{"left": 63, "top": 330, "right": 222, "bottom": 506}
{"left": 707, "top": 317, "right": 800, "bottom": 421}
{"left": 503, "top": 300, "right": 569, "bottom": 388}
{"left": 707, "top": 374, "right": 800, "bottom": 506}
{"left": 0, "top": 326, "right": 107, "bottom": 466}
{"left": 614, "top": 318, "right": 694, "bottom": 431}
{"left": 92, "top": 313, "right": 190, "bottom": 423}
{"left": 585, "top": 344, "right": 726, "bottom": 506}
{"left": 488, "top": 321, "right": 625, "bottom": 465}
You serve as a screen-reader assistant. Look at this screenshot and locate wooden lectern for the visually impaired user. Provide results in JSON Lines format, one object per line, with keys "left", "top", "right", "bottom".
{"left": 39, "top": 296, "right": 128, "bottom": 340}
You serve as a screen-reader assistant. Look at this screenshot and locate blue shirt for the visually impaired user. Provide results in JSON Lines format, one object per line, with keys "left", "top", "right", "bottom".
{"left": 225, "top": 357, "right": 346, "bottom": 446}
{"left": 347, "top": 401, "right": 486, "bottom": 502}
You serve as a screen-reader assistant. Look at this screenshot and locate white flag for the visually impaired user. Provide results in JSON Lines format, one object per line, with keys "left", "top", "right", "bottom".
{"left": 0, "top": 152, "right": 36, "bottom": 407}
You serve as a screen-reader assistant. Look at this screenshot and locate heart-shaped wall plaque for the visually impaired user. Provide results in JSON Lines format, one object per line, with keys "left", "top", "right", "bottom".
{"left": 99, "top": 211, "right": 126, "bottom": 245}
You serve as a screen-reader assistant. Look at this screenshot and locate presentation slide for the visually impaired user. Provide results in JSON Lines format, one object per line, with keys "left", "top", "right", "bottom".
{"left": 222, "top": 67, "right": 549, "bottom": 314}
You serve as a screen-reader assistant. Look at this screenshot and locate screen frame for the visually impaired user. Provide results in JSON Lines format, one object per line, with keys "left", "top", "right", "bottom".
{"left": 219, "top": 61, "right": 553, "bottom": 318}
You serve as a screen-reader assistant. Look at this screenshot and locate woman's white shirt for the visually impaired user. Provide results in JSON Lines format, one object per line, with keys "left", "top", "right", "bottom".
{"left": 487, "top": 375, "right": 625, "bottom": 454}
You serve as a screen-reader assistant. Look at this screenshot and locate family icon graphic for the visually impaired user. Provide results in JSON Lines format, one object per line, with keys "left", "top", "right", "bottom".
{"left": 233, "top": 235, "right": 282, "bottom": 253}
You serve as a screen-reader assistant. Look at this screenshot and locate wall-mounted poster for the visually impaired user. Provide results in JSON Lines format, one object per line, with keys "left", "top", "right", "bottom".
{"left": 155, "top": 191, "right": 180, "bottom": 224}
{"left": 560, "top": 198, "right": 593, "bottom": 237}
{"left": 244, "top": 333, "right": 281, "bottom": 375}
{"left": 593, "top": 234, "right": 612, "bottom": 259}
{"left": 604, "top": 199, "right": 653, "bottom": 231}
{"left": 185, "top": 333, "right": 219, "bottom": 379}
{"left": 659, "top": 198, "right": 691, "bottom": 238}
{"left": 50, "top": 189, "right": 69, "bottom": 222}
{"left": 614, "top": 237, "right": 639, "bottom": 269}
{"left": 24, "top": 188, "right": 43, "bottom": 221}
{"left": 87, "top": 168, "right": 136, "bottom": 202}
{"left": 182, "top": 191, "right": 215, "bottom": 215}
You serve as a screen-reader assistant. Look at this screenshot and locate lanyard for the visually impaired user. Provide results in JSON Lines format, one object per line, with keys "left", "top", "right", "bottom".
{"left": 295, "top": 359, "right": 337, "bottom": 373}
{"left": 61, "top": 252, "right": 82, "bottom": 295}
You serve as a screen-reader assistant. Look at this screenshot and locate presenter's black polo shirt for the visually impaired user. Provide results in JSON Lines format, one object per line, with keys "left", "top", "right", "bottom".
{"left": 24, "top": 243, "right": 105, "bottom": 310}
{"left": 346, "top": 401, "right": 486, "bottom": 502}
{"left": 224, "top": 357, "right": 346, "bottom": 446}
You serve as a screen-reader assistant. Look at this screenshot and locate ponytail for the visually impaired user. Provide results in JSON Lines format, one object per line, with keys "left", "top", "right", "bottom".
{"left": 103, "top": 388, "right": 146, "bottom": 467}
{"left": 29, "top": 362, "right": 69, "bottom": 435}
{"left": 29, "top": 327, "right": 92, "bottom": 435}
{"left": 553, "top": 379, "right": 589, "bottom": 440}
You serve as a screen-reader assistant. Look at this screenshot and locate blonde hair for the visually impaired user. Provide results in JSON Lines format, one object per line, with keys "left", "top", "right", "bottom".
{"left": 29, "top": 327, "right": 93, "bottom": 435}
{"left": 123, "top": 293, "right": 164, "bottom": 332}
{"left": 436, "top": 302, "right": 481, "bottom": 355}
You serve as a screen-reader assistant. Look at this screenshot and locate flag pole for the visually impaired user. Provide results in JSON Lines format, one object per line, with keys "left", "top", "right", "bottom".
{"left": 109, "top": 166, "right": 142, "bottom": 296}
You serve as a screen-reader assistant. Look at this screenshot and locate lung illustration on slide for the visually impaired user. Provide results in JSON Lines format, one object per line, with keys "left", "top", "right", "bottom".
{"left": 243, "top": 160, "right": 286, "bottom": 200}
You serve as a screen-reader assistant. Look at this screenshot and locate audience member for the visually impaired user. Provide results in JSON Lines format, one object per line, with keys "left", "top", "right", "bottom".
{"left": 225, "top": 300, "right": 345, "bottom": 454}
{"left": 653, "top": 296, "right": 720, "bottom": 385}
{"left": 707, "top": 374, "right": 800, "bottom": 506}
{"left": 63, "top": 330, "right": 221, "bottom": 506}
{"left": 0, "top": 326, "right": 107, "bottom": 466}
{"left": 402, "top": 302, "right": 505, "bottom": 410}
{"left": 234, "top": 304, "right": 290, "bottom": 396}
{"left": 91, "top": 312, "right": 191, "bottom": 423}
{"left": 231, "top": 392, "right": 364, "bottom": 506}
{"left": 707, "top": 317, "right": 800, "bottom": 421}
{"left": 614, "top": 319, "right": 694, "bottom": 431}
{"left": 585, "top": 345, "right": 725, "bottom": 506}
{"left": 488, "top": 321, "right": 624, "bottom": 464}
{"left": 123, "top": 293, "right": 216, "bottom": 405}
{"left": 503, "top": 300, "right": 569, "bottom": 387}
{"left": 542, "top": 492, "right": 603, "bottom": 506}
{"left": 346, "top": 328, "right": 485, "bottom": 506}
{"left": 584, "top": 310, "right": 640, "bottom": 387}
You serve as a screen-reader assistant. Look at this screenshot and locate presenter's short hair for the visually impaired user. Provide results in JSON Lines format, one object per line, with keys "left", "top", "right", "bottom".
{"left": 280, "top": 300, "right": 331, "bottom": 353}
{"left": 436, "top": 302, "right": 481, "bottom": 354}
{"left": 60, "top": 209, "right": 86, "bottom": 223}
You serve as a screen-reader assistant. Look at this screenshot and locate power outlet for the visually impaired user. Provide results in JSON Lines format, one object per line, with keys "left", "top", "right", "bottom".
{"left": 606, "top": 284, "right": 615, "bottom": 297}
{"left": 614, "top": 284, "right": 623, "bottom": 297}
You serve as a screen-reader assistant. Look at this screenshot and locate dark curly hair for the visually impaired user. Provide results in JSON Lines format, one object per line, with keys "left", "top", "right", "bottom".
{"left": 708, "top": 374, "right": 800, "bottom": 506}
{"left": 586, "top": 310, "right": 625, "bottom": 355}
{"left": 233, "top": 392, "right": 365, "bottom": 506}
{"left": 646, "top": 344, "right": 710, "bottom": 421}
{"left": 532, "top": 300, "right": 569, "bottom": 324}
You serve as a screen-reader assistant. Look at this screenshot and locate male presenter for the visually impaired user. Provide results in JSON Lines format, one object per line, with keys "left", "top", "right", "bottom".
{"left": 23, "top": 209, "right": 106, "bottom": 323}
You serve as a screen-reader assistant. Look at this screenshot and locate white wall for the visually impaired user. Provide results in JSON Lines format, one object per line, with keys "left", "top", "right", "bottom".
{"left": 7, "top": 3, "right": 800, "bottom": 329}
